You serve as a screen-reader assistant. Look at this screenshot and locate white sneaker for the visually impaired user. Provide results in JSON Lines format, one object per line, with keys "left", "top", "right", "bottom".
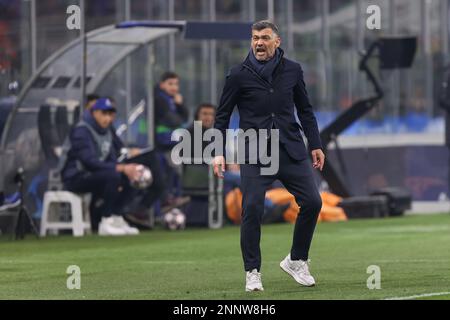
{"left": 111, "top": 215, "right": 140, "bottom": 235}
{"left": 280, "top": 254, "right": 316, "bottom": 286}
{"left": 98, "top": 217, "right": 127, "bottom": 236}
{"left": 245, "top": 269, "right": 264, "bottom": 292}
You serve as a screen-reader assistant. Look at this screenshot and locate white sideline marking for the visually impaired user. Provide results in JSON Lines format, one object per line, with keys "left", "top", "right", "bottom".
{"left": 384, "top": 292, "right": 450, "bottom": 300}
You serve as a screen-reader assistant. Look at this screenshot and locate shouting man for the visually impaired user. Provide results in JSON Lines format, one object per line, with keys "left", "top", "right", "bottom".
{"left": 213, "top": 20, "right": 325, "bottom": 292}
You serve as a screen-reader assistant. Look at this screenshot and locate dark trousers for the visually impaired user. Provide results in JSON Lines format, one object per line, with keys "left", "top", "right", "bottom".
{"left": 123, "top": 150, "right": 167, "bottom": 208}
{"left": 65, "top": 151, "right": 166, "bottom": 231}
{"left": 65, "top": 170, "right": 122, "bottom": 231}
{"left": 240, "top": 143, "right": 322, "bottom": 272}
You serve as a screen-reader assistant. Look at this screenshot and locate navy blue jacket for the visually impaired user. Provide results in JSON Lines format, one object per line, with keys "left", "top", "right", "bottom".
{"left": 214, "top": 49, "right": 322, "bottom": 162}
{"left": 62, "top": 118, "right": 123, "bottom": 181}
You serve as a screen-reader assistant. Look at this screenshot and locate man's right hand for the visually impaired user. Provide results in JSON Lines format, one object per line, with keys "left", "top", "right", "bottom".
{"left": 174, "top": 93, "right": 183, "bottom": 105}
{"left": 213, "top": 156, "right": 225, "bottom": 179}
{"left": 116, "top": 163, "right": 141, "bottom": 181}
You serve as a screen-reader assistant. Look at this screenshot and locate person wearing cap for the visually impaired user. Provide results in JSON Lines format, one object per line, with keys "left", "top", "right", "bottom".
{"left": 61, "top": 98, "right": 143, "bottom": 236}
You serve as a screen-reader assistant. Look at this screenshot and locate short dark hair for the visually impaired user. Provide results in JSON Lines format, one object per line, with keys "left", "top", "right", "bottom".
{"left": 252, "top": 20, "right": 279, "bottom": 36}
{"left": 195, "top": 103, "right": 215, "bottom": 120}
{"left": 160, "top": 71, "right": 179, "bottom": 83}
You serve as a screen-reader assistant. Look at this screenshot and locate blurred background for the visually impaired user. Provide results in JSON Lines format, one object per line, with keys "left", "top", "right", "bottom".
{"left": 1, "top": 0, "right": 450, "bottom": 236}
{"left": 1, "top": 1, "right": 448, "bottom": 130}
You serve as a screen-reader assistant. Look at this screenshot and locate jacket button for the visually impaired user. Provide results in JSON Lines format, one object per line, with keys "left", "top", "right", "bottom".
{"left": 271, "top": 113, "right": 275, "bottom": 117}
{"left": 269, "top": 88, "right": 274, "bottom": 93}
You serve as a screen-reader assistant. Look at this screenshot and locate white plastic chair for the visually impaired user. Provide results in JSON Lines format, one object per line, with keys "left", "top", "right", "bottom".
{"left": 40, "top": 191, "right": 91, "bottom": 237}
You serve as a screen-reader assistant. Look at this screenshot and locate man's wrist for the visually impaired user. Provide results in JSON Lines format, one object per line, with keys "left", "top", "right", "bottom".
{"left": 310, "top": 146, "right": 323, "bottom": 152}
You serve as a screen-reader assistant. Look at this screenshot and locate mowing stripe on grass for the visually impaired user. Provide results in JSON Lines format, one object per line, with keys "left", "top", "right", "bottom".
{"left": 384, "top": 292, "right": 450, "bottom": 300}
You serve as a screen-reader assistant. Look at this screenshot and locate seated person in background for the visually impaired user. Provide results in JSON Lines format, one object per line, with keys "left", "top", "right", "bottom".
{"left": 154, "top": 72, "right": 189, "bottom": 201}
{"left": 108, "top": 97, "right": 178, "bottom": 222}
{"left": 61, "top": 98, "right": 156, "bottom": 236}
{"left": 188, "top": 103, "right": 215, "bottom": 132}
{"left": 106, "top": 96, "right": 172, "bottom": 224}
{"left": 194, "top": 102, "right": 215, "bottom": 130}
{"left": 155, "top": 71, "right": 189, "bottom": 151}
{"left": 187, "top": 102, "right": 216, "bottom": 157}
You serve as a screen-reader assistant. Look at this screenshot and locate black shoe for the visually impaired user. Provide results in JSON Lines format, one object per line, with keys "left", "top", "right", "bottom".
{"left": 124, "top": 213, "right": 153, "bottom": 230}
{"left": 161, "top": 196, "right": 191, "bottom": 214}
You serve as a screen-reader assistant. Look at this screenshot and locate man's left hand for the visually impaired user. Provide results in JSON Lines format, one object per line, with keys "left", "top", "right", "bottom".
{"left": 311, "top": 149, "right": 325, "bottom": 171}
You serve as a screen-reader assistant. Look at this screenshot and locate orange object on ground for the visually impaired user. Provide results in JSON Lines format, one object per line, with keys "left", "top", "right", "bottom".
{"left": 225, "top": 188, "right": 243, "bottom": 224}
{"left": 225, "top": 188, "right": 347, "bottom": 225}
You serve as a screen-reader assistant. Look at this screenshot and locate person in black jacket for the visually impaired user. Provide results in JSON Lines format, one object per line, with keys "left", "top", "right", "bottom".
{"left": 213, "top": 21, "right": 325, "bottom": 292}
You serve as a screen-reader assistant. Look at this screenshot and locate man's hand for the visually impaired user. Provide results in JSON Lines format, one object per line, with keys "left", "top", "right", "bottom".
{"left": 174, "top": 93, "right": 183, "bottom": 105}
{"left": 311, "top": 149, "right": 325, "bottom": 171}
{"left": 128, "top": 148, "right": 141, "bottom": 158}
{"left": 213, "top": 156, "right": 225, "bottom": 179}
{"left": 116, "top": 163, "right": 141, "bottom": 181}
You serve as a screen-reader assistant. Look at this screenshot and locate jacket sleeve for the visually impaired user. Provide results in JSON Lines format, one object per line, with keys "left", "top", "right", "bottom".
{"left": 155, "top": 96, "right": 187, "bottom": 128}
{"left": 70, "top": 127, "right": 117, "bottom": 172}
{"left": 293, "top": 64, "right": 323, "bottom": 151}
{"left": 176, "top": 102, "right": 189, "bottom": 123}
{"left": 214, "top": 69, "right": 240, "bottom": 157}
{"left": 110, "top": 126, "right": 124, "bottom": 151}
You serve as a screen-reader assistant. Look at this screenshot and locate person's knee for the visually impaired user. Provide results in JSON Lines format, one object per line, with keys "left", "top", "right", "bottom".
{"left": 300, "top": 194, "right": 322, "bottom": 214}
{"left": 92, "top": 170, "right": 121, "bottom": 184}
{"left": 97, "top": 171, "right": 122, "bottom": 194}
{"left": 150, "top": 176, "right": 165, "bottom": 192}
{"left": 242, "top": 198, "right": 265, "bottom": 222}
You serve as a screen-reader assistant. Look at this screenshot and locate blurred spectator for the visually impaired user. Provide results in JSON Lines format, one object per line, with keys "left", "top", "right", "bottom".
{"left": 107, "top": 96, "right": 182, "bottom": 226}
{"left": 61, "top": 98, "right": 158, "bottom": 235}
{"left": 194, "top": 102, "right": 215, "bottom": 129}
{"left": 154, "top": 71, "right": 189, "bottom": 199}
{"left": 188, "top": 102, "right": 216, "bottom": 155}
{"left": 155, "top": 71, "right": 189, "bottom": 150}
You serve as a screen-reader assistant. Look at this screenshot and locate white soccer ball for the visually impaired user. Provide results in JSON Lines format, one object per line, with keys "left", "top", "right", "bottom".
{"left": 130, "top": 165, "right": 153, "bottom": 189}
{"left": 163, "top": 208, "right": 186, "bottom": 231}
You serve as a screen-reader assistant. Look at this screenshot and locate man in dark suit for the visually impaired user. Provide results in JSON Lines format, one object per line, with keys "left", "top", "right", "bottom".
{"left": 213, "top": 20, "right": 325, "bottom": 292}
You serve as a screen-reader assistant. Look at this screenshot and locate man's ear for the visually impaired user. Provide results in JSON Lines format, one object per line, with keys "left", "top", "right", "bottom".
{"left": 275, "top": 36, "right": 281, "bottom": 48}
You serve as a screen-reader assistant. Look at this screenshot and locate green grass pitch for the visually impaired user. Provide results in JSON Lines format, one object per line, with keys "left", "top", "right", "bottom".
{"left": 1, "top": 213, "right": 449, "bottom": 300}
